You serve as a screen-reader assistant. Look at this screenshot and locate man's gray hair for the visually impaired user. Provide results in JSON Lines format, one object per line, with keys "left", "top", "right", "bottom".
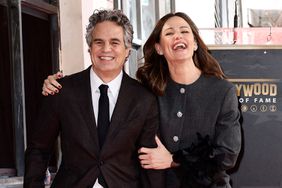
{"left": 86, "top": 9, "right": 134, "bottom": 49}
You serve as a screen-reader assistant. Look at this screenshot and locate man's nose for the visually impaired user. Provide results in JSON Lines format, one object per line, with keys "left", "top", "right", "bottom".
{"left": 102, "top": 43, "right": 112, "bottom": 52}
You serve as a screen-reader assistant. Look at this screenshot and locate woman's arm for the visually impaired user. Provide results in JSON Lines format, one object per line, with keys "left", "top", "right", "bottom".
{"left": 138, "top": 136, "right": 178, "bottom": 169}
{"left": 42, "top": 71, "right": 63, "bottom": 96}
{"left": 213, "top": 85, "right": 242, "bottom": 170}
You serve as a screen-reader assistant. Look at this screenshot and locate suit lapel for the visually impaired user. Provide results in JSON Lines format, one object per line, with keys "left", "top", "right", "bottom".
{"left": 75, "top": 66, "right": 100, "bottom": 155}
{"left": 103, "top": 73, "right": 134, "bottom": 146}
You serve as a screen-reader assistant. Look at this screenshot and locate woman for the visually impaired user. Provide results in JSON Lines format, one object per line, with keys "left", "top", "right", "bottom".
{"left": 136, "top": 12, "right": 241, "bottom": 187}
{"left": 42, "top": 12, "right": 241, "bottom": 188}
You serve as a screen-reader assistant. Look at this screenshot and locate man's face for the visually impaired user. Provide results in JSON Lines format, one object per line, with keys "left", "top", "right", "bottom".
{"left": 90, "top": 21, "right": 130, "bottom": 81}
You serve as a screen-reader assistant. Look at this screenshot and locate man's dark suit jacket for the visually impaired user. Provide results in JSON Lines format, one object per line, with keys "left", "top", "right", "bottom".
{"left": 24, "top": 66, "right": 163, "bottom": 188}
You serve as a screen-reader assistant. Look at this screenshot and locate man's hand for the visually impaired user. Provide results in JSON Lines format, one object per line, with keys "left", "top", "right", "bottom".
{"left": 42, "top": 71, "right": 63, "bottom": 96}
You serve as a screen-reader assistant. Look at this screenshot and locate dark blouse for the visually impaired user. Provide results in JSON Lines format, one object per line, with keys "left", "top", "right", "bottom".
{"left": 158, "top": 75, "right": 241, "bottom": 188}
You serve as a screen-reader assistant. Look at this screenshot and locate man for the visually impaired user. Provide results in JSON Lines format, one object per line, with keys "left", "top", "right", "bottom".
{"left": 24, "top": 9, "right": 163, "bottom": 188}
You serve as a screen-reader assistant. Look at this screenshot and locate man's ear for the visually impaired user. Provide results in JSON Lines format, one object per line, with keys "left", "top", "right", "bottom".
{"left": 125, "top": 48, "right": 131, "bottom": 62}
{"left": 155, "top": 43, "right": 163, "bottom": 55}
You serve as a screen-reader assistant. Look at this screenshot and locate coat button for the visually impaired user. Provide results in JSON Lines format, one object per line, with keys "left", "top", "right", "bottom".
{"left": 180, "top": 88, "right": 185, "bottom": 94}
{"left": 173, "top": 136, "right": 179, "bottom": 142}
{"left": 99, "top": 161, "right": 104, "bottom": 166}
{"left": 177, "top": 111, "right": 183, "bottom": 118}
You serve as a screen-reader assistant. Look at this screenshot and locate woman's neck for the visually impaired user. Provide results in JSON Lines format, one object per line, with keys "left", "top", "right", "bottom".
{"left": 168, "top": 60, "right": 201, "bottom": 85}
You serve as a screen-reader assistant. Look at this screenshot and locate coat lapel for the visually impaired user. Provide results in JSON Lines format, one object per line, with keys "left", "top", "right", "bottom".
{"left": 103, "top": 73, "right": 134, "bottom": 147}
{"left": 75, "top": 66, "right": 100, "bottom": 155}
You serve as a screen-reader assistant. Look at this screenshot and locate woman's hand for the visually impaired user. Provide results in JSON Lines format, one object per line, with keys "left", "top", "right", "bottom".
{"left": 42, "top": 71, "right": 63, "bottom": 96}
{"left": 138, "top": 136, "right": 173, "bottom": 169}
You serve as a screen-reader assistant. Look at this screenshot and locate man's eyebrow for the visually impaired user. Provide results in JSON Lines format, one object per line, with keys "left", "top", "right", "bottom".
{"left": 111, "top": 38, "right": 122, "bottom": 42}
{"left": 92, "top": 38, "right": 122, "bottom": 42}
{"left": 93, "top": 38, "right": 103, "bottom": 42}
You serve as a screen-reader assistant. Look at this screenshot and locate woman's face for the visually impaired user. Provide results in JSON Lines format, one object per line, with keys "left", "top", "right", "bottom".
{"left": 155, "top": 16, "right": 197, "bottom": 63}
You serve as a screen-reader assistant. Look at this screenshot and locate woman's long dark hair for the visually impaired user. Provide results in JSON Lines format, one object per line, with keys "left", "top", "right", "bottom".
{"left": 136, "top": 12, "right": 225, "bottom": 96}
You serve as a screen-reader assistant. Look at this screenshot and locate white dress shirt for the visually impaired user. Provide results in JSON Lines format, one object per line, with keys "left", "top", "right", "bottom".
{"left": 90, "top": 68, "right": 123, "bottom": 188}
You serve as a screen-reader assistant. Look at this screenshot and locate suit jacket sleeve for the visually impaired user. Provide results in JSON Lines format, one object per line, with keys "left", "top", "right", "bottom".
{"left": 138, "top": 95, "right": 165, "bottom": 188}
{"left": 24, "top": 94, "right": 60, "bottom": 188}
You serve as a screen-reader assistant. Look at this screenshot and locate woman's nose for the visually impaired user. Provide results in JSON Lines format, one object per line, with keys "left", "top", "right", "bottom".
{"left": 174, "top": 32, "right": 183, "bottom": 40}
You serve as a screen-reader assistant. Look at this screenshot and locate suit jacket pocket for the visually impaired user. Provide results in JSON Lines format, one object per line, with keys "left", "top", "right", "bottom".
{"left": 51, "top": 166, "right": 85, "bottom": 188}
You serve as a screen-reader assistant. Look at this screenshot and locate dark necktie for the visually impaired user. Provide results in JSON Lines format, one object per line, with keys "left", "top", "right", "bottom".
{"left": 98, "top": 84, "right": 110, "bottom": 148}
{"left": 97, "top": 84, "right": 109, "bottom": 187}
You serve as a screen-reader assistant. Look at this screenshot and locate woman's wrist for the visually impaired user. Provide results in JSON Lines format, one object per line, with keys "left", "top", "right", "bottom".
{"left": 171, "top": 161, "right": 180, "bottom": 168}
{"left": 171, "top": 154, "right": 180, "bottom": 168}
{"left": 172, "top": 151, "right": 183, "bottom": 164}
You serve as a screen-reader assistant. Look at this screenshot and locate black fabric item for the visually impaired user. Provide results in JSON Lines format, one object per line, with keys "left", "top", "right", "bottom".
{"left": 98, "top": 174, "right": 108, "bottom": 188}
{"left": 172, "top": 133, "right": 219, "bottom": 187}
{"left": 97, "top": 84, "right": 109, "bottom": 188}
{"left": 98, "top": 84, "right": 110, "bottom": 148}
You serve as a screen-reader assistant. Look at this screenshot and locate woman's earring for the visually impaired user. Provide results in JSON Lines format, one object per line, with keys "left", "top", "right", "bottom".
{"left": 156, "top": 49, "right": 163, "bottom": 55}
{"left": 194, "top": 43, "right": 198, "bottom": 51}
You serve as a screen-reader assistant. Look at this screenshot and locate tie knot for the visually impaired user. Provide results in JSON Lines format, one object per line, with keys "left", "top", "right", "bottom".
{"left": 99, "top": 84, "right": 108, "bottom": 95}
